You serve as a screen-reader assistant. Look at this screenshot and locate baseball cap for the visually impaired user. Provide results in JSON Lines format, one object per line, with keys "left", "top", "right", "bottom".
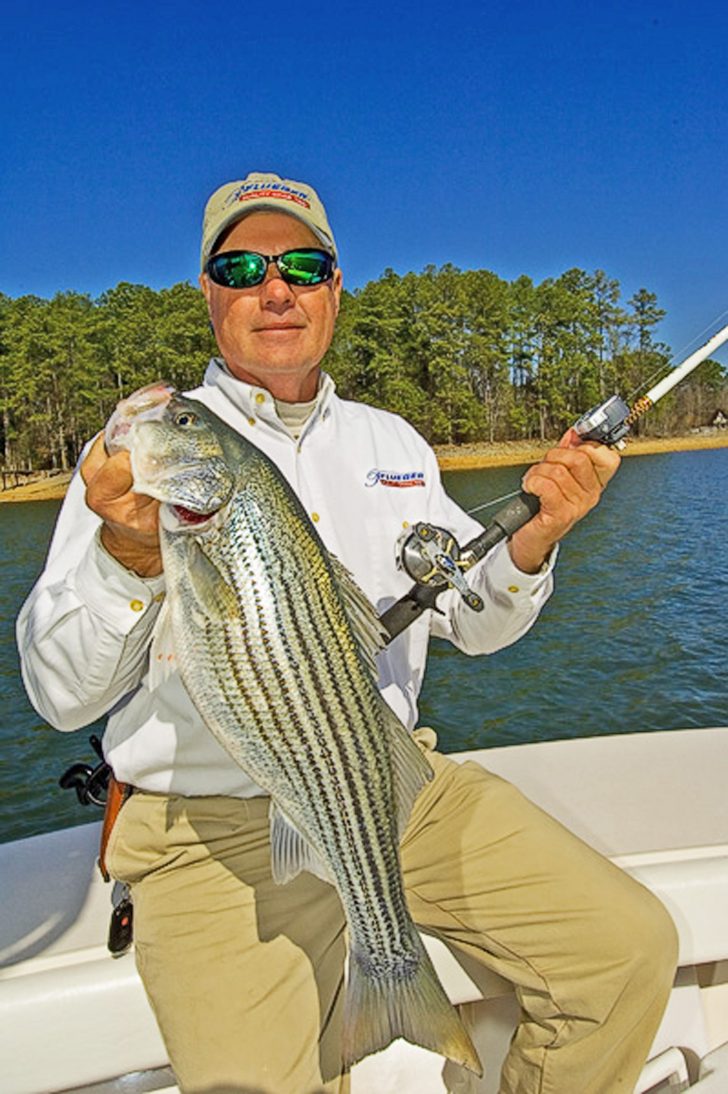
{"left": 201, "top": 172, "right": 338, "bottom": 271}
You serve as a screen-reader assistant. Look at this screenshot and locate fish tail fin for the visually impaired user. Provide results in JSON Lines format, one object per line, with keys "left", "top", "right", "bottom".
{"left": 342, "top": 938, "right": 482, "bottom": 1076}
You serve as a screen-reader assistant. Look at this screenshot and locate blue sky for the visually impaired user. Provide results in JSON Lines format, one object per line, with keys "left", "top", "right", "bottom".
{"left": 2, "top": 0, "right": 727, "bottom": 364}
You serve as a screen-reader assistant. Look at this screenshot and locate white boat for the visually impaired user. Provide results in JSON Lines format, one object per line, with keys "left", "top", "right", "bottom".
{"left": 2, "top": 727, "right": 727, "bottom": 1093}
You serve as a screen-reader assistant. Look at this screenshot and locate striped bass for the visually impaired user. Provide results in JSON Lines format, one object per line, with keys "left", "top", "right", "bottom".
{"left": 105, "top": 383, "right": 481, "bottom": 1076}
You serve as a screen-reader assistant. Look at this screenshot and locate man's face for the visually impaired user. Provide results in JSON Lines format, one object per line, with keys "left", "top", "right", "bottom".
{"left": 200, "top": 211, "right": 342, "bottom": 401}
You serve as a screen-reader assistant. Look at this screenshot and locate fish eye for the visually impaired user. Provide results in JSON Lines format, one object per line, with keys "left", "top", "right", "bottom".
{"left": 175, "top": 411, "right": 197, "bottom": 427}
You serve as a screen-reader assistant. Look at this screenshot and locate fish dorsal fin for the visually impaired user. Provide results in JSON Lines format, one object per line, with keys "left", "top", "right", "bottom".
{"left": 269, "top": 802, "right": 334, "bottom": 887}
{"left": 377, "top": 703, "right": 434, "bottom": 838}
{"left": 328, "top": 555, "right": 388, "bottom": 679}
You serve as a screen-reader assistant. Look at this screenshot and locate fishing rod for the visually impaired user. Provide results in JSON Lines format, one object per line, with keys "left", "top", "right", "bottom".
{"left": 380, "top": 319, "right": 728, "bottom": 641}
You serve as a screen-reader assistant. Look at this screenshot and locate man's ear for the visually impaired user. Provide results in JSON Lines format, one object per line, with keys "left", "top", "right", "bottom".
{"left": 332, "top": 268, "right": 343, "bottom": 317}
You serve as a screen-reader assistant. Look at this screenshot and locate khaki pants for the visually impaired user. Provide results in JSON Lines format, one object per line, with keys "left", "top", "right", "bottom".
{"left": 107, "top": 744, "right": 678, "bottom": 1094}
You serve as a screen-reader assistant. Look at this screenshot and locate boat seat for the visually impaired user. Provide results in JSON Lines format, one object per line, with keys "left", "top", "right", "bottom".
{"left": 0, "top": 951, "right": 170, "bottom": 1090}
{"left": 2, "top": 730, "right": 728, "bottom": 1093}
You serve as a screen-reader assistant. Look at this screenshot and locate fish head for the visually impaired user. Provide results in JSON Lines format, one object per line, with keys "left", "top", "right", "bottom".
{"left": 106, "top": 384, "right": 236, "bottom": 528}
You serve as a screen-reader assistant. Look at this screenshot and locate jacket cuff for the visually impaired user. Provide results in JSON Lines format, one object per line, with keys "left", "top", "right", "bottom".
{"left": 476, "top": 539, "right": 557, "bottom": 603}
{"left": 71, "top": 529, "right": 166, "bottom": 635}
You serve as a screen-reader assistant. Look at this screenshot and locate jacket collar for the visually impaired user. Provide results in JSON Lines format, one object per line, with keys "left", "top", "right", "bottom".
{"left": 202, "top": 358, "right": 336, "bottom": 441}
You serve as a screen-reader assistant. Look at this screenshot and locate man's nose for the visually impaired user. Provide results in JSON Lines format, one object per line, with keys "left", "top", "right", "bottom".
{"left": 259, "top": 262, "right": 294, "bottom": 305}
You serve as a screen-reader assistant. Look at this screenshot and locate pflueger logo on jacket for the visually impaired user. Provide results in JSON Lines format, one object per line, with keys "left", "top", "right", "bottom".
{"left": 365, "top": 469, "right": 426, "bottom": 488}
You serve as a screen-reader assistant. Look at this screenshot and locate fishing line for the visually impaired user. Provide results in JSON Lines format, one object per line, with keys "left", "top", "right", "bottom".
{"left": 466, "top": 489, "right": 521, "bottom": 516}
{"left": 627, "top": 306, "right": 728, "bottom": 403}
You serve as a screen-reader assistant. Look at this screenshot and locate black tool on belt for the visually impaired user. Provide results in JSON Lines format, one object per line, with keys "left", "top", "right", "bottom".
{"left": 58, "top": 733, "right": 111, "bottom": 806}
{"left": 59, "top": 733, "right": 133, "bottom": 956}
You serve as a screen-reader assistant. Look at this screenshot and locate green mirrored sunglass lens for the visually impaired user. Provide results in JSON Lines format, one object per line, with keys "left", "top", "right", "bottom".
{"left": 278, "top": 251, "right": 331, "bottom": 284}
{"left": 221, "top": 253, "right": 267, "bottom": 287}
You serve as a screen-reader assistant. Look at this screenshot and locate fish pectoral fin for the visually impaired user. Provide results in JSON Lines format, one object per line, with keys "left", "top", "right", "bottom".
{"left": 328, "top": 555, "right": 388, "bottom": 679}
{"left": 269, "top": 803, "right": 334, "bottom": 887}
{"left": 382, "top": 705, "right": 434, "bottom": 839}
{"left": 185, "top": 545, "right": 239, "bottom": 622}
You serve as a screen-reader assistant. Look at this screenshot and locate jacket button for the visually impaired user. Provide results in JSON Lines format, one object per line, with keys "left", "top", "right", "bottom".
{"left": 129, "top": 599, "right": 145, "bottom": 612}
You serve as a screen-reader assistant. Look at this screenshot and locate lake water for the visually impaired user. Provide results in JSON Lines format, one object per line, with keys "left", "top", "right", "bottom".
{"left": 1, "top": 448, "right": 726, "bottom": 845}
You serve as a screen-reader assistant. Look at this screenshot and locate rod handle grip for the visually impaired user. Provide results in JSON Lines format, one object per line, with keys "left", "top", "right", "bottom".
{"left": 465, "top": 491, "right": 541, "bottom": 562}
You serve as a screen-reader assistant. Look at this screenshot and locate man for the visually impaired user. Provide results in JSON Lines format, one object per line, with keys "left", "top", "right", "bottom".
{"left": 18, "top": 173, "right": 677, "bottom": 1094}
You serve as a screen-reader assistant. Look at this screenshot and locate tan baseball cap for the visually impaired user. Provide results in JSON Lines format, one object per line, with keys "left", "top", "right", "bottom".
{"left": 201, "top": 172, "right": 338, "bottom": 270}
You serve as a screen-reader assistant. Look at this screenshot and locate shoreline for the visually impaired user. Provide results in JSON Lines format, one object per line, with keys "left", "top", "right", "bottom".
{"left": 1, "top": 432, "right": 727, "bottom": 504}
{"left": 435, "top": 431, "right": 728, "bottom": 471}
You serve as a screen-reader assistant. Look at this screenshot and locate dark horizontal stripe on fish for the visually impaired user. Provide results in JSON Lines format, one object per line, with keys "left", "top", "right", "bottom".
{"left": 289, "top": 575, "right": 406, "bottom": 936}
{"left": 276, "top": 558, "right": 411, "bottom": 955}
{"left": 220, "top": 535, "right": 371, "bottom": 897}
{"left": 274, "top": 564, "right": 380, "bottom": 900}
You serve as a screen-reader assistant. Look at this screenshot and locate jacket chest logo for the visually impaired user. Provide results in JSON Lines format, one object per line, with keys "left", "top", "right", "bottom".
{"left": 365, "top": 469, "right": 426, "bottom": 488}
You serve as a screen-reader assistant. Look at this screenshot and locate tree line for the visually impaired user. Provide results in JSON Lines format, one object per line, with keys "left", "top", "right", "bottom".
{"left": 1, "top": 267, "right": 725, "bottom": 471}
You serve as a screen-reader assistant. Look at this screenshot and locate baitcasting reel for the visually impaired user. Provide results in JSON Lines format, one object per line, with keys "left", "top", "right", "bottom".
{"left": 396, "top": 522, "right": 484, "bottom": 612}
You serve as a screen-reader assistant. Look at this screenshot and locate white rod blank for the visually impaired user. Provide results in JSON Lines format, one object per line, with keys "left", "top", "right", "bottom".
{"left": 644, "top": 321, "right": 728, "bottom": 406}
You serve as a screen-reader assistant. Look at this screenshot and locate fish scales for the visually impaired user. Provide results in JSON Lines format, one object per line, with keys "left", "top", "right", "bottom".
{"left": 107, "top": 384, "right": 481, "bottom": 1076}
{"left": 202, "top": 494, "right": 407, "bottom": 943}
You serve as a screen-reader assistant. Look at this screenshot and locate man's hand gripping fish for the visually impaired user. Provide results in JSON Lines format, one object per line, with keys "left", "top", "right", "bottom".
{"left": 105, "top": 383, "right": 482, "bottom": 1076}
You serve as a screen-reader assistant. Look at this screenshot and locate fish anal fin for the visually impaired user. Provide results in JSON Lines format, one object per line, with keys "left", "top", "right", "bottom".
{"left": 269, "top": 802, "right": 333, "bottom": 887}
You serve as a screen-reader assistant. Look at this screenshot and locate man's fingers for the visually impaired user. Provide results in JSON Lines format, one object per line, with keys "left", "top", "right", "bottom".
{"left": 78, "top": 419, "right": 162, "bottom": 576}
{"left": 85, "top": 451, "right": 135, "bottom": 509}
{"left": 557, "top": 427, "right": 582, "bottom": 450}
{"left": 81, "top": 433, "right": 135, "bottom": 502}
{"left": 526, "top": 462, "right": 585, "bottom": 511}
{"left": 542, "top": 447, "right": 601, "bottom": 496}
{"left": 546, "top": 439, "right": 620, "bottom": 490}
{"left": 80, "top": 433, "right": 107, "bottom": 486}
{"left": 522, "top": 440, "right": 621, "bottom": 534}
{"left": 582, "top": 440, "right": 621, "bottom": 487}
{"left": 510, "top": 435, "right": 621, "bottom": 573}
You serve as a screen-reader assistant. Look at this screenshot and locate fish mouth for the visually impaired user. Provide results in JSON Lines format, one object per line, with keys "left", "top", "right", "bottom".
{"left": 171, "top": 504, "right": 219, "bottom": 525}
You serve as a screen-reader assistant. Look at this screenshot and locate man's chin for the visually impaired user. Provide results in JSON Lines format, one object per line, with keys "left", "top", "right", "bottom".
{"left": 224, "top": 357, "right": 321, "bottom": 399}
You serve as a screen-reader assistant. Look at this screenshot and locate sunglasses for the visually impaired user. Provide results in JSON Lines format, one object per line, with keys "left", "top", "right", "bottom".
{"left": 206, "top": 248, "right": 336, "bottom": 289}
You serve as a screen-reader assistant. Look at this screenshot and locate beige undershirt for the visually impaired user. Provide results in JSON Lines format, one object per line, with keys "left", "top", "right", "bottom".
{"left": 274, "top": 397, "right": 318, "bottom": 440}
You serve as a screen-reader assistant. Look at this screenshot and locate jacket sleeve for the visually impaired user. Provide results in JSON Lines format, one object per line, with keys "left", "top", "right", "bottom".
{"left": 16, "top": 469, "right": 165, "bottom": 731}
{"left": 420, "top": 445, "right": 556, "bottom": 655}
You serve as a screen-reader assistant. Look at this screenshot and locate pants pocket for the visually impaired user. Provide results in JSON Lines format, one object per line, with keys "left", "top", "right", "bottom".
{"left": 104, "top": 791, "right": 170, "bottom": 886}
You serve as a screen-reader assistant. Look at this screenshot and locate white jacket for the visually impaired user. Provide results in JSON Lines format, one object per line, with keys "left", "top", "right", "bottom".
{"left": 17, "top": 361, "right": 555, "bottom": 797}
